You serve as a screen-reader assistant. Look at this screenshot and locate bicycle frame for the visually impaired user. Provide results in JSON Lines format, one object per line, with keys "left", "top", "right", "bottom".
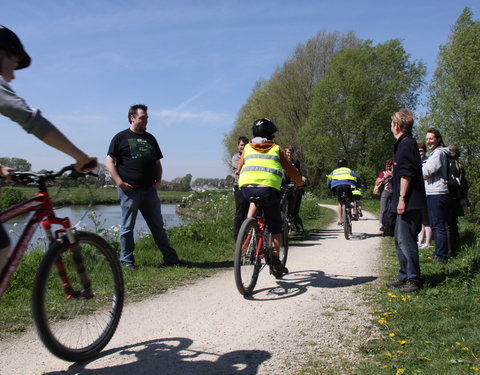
{"left": 0, "top": 188, "right": 74, "bottom": 298}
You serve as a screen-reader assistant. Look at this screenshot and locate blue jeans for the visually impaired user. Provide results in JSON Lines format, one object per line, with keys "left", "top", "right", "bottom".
{"left": 118, "top": 187, "right": 179, "bottom": 266}
{"left": 394, "top": 210, "right": 422, "bottom": 283}
{"left": 427, "top": 194, "right": 449, "bottom": 260}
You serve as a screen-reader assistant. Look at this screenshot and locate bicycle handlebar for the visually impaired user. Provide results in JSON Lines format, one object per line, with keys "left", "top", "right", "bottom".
{"left": 7, "top": 164, "right": 98, "bottom": 185}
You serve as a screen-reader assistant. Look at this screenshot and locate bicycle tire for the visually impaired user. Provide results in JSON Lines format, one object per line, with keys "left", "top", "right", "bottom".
{"left": 347, "top": 207, "right": 353, "bottom": 235}
{"left": 280, "top": 215, "right": 289, "bottom": 267}
{"left": 342, "top": 204, "right": 350, "bottom": 240}
{"left": 234, "top": 218, "right": 261, "bottom": 296}
{"left": 31, "top": 231, "right": 124, "bottom": 362}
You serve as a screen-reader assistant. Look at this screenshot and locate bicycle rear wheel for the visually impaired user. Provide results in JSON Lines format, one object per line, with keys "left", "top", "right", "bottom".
{"left": 234, "top": 218, "right": 261, "bottom": 296}
{"left": 342, "top": 204, "right": 350, "bottom": 240}
{"left": 280, "top": 214, "right": 289, "bottom": 267}
{"left": 32, "top": 231, "right": 124, "bottom": 362}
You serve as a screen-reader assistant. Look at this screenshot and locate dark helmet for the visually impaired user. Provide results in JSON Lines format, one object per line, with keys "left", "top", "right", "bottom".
{"left": 0, "top": 25, "right": 31, "bottom": 70}
{"left": 337, "top": 158, "right": 347, "bottom": 167}
{"left": 252, "top": 118, "right": 278, "bottom": 139}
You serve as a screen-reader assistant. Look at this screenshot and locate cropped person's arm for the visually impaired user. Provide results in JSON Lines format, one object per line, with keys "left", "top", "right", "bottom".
{"left": 153, "top": 160, "right": 163, "bottom": 189}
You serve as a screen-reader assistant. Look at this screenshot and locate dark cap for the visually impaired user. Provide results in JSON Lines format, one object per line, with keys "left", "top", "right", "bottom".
{"left": 0, "top": 25, "right": 31, "bottom": 69}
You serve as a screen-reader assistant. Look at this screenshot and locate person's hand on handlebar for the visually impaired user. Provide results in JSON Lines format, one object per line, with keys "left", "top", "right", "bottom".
{"left": 74, "top": 156, "right": 98, "bottom": 173}
{"left": 0, "top": 165, "right": 14, "bottom": 182}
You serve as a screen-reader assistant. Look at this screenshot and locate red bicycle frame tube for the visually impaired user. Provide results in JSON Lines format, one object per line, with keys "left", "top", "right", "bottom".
{"left": 0, "top": 191, "right": 71, "bottom": 298}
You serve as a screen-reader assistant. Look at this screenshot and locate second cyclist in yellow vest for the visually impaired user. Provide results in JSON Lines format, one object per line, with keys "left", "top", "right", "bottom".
{"left": 326, "top": 159, "right": 362, "bottom": 225}
{"left": 237, "top": 118, "right": 304, "bottom": 278}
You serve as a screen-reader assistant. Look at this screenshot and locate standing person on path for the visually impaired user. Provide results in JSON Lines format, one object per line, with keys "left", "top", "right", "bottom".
{"left": 326, "top": 159, "right": 361, "bottom": 225}
{"left": 417, "top": 142, "right": 432, "bottom": 249}
{"left": 375, "top": 160, "right": 393, "bottom": 232}
{"left": 422, "top": 128, "right": 450, "bottom": 264}
{"left": 0, "top": 25, "right": 97, "bottom": 274}
{"left": 284, "top": 147, "right": 306, "bottom": 232}
{"left": 106, "top": 104, "right": 182, "bottom": 269}
{"left": 387, "top": 109, "right": 426, "bottom": 293}
{"left": 237, "top": 118, "right": 304, "bottom": 277}
{"left": 231, "top": 136, "right": 249, "bottom": 241}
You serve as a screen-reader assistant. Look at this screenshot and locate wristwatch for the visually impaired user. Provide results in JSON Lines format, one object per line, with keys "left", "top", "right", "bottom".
{"left": 399, "top": 194, "right": 406, "bottom": 199}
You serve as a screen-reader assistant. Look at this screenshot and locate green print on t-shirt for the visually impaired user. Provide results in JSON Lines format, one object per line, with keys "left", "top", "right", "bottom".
{"left": 128, "top": 138, "right": 155, "bottom": 159}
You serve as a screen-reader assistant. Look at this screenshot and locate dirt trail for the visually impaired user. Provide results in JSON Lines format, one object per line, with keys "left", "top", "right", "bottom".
{"left": 0, "top": 204, "right": 382, "bottom": 375}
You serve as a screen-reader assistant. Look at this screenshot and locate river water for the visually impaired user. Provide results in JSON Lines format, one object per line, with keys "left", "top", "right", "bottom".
{"left": 3, "top": 204, "right": 183, "bottom": 250}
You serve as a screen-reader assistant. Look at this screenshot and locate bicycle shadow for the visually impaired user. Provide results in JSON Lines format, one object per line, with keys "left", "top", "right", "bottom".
{"left": 43, "top": 337, "right": 271, "bottom": 375}
{"left": 246, "top": 270, "right": 376, "bottom": 301}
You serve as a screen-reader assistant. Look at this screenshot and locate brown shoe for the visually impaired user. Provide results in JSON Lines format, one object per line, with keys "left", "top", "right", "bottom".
{"left": 386, "top": 279, "right": 406, "bottom": 288}
{"left": 398, "top": 281, "right": 421, "bottom": 293}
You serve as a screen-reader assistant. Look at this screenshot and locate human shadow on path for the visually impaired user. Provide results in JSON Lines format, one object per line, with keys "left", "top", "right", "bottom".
{"left": 44, "top": 337, "right": 271, "bottom": 375}
{"left": 246, "top": 270, "right": 376, "bottom": 302}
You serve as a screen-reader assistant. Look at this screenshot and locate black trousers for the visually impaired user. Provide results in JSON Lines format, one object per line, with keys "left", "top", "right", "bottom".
{"left": 233, "top": 185, "right": 249, "bottom": 241}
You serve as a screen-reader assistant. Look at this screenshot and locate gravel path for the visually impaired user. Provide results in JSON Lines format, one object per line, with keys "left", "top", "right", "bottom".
{"left": 0, "top": 204, "right": 382, "bottom": 375}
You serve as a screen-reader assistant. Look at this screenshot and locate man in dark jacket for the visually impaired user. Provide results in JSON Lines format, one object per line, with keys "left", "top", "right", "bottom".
{"left": 386, "top": 109, "right": 426, "bottom": 293}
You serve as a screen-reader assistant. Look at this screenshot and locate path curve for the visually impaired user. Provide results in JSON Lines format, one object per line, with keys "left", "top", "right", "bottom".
{"left": 0, "top": 204, "right": 382, "bottom": 375}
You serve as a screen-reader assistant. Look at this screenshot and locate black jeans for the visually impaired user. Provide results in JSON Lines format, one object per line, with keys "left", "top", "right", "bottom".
{"left": 233, "top": 186, "right": 249, "bottom": 241}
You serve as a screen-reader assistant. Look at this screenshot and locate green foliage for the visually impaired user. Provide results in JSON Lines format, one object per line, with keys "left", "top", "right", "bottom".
{"left": 0, "top": 187, "right": 26, "bottom": 210}
{"left": 223, "top": 30, "right": 361, "bottom": 183}
{"left": 419, "top": 7, "right": 480, "bottom": 220}
{"left": 301, "top": 39, "right": 426, "bottom": 188}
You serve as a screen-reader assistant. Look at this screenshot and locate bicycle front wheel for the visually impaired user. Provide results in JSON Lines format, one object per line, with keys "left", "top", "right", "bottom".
{"left": 234, "top": 218, "right": 261, "bottom": 296}
{"left": 32, "top": 231, "right": 124, "bottom": 362}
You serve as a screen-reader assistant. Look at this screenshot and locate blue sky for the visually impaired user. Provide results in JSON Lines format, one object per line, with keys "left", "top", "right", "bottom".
{"left": 2, "top": 1, "right": 479, "bottom": 180}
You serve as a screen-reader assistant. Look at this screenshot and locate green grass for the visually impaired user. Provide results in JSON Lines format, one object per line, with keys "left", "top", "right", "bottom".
{"left": 294, "top": 197, "right": 480, "bottom": 375}
{"left": 0, "top": 189, "right": 330, "bottom": 339}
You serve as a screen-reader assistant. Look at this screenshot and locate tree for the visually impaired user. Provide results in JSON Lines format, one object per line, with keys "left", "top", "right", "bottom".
{"left": 301, "top": 39, "right": 426, "bottom": 187}
{"left": 419, "top": 7, "right": 480, "bottom": 217}
{"left": 0, "top": 157, "right": 31, "bottom": 171}
{"left": 223, "top": 30, "right": 360, "bottom": 180}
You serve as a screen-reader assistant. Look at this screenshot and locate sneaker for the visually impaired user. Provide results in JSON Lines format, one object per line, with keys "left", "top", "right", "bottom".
{"left": 398, "top": 281, "right": 421, "bottom": 293}
{"left": 337, "top": 221, "right": 343, "bottom": 226}
{"left": 270, "top": 257, "right": 288, "bottom": 278}
{"left": 386, "top": 279, "right": 406, "bottom": 288}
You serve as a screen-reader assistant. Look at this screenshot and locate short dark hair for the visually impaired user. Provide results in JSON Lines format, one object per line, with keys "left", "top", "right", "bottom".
{"left": 417, "top": 142, "right": 427, "bottom": 151}
{"left": 128, "top": 104, "right": 148, "bottom": 123}
{"left": 237, "top": 136, "right": 249, "bottom": 145}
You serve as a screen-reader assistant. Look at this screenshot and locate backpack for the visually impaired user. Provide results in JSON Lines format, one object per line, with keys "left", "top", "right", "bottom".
{"left": 446, "top": 156, "right": 466, "bottom": 200}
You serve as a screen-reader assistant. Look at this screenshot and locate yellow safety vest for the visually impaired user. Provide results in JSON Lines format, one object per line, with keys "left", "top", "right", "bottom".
{"left": 326, "top": 167, "right": 357, "bottom": 182}
{"left": 238, "top": 144, "right": 283, "bottom": 190}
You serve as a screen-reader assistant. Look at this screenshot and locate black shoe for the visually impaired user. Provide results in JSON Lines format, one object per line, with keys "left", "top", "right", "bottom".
{"left": 165, "top": 259, "right": 189, "bottom": 267}
{"left": 398, "top": 281, "right": 421, "bottom": 293}
{"left": 386, "top": 279, "right": 406, "bottom": 288}
{"left": 432, "top": 255, "right": 447, "bottom": 264}
{"left": 270, "top": 257, "right": 287, "bottom": 278}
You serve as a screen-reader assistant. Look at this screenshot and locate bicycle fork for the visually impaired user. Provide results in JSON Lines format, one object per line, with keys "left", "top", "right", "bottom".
{"left": 43, "top": 218, "right": 94, "bottom": 300}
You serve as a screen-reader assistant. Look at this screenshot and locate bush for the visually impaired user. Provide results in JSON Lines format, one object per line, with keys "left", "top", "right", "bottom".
{"left": 0, "top": 187, "right": 26, "bottom": 210}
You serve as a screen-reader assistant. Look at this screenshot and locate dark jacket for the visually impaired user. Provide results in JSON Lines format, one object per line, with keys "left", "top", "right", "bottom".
{"left": 391, "top": 132, "right": 426, "bottom": 213}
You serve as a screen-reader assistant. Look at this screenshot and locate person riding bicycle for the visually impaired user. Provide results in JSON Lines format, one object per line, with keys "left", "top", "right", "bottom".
{"left": 351, "top": 185, "right": 364, "bottom": 220}
{"left": 237, "top": 118, "right": 304, "bottom": 277}
{"left": 326, "top": 159, "right": 361, "bottom": 225}
{"left": 0, "top": 25, "right": 96, "bottom": 273}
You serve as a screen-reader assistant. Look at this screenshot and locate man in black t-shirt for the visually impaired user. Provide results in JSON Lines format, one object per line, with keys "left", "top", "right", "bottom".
{"left": 106, "top": 104, "right": 182, "bottom": 269}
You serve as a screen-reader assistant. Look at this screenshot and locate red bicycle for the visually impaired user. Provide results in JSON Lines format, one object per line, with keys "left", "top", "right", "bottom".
{"left": 233, "top": 196, "right": 288, "bottom": 296}
{"left": 0, "top": 165, "right": 124, "bottom": 362}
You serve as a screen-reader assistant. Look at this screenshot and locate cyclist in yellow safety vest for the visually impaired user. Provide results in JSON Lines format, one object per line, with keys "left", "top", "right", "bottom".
{"left": 326, "top": 159, "right": 361, "bottom": 225}
{"left": 237, "top": 118, "right": 304, "bottom": 278}
{"left": 352, "top": 186, "right": 364, "bottom": 220}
